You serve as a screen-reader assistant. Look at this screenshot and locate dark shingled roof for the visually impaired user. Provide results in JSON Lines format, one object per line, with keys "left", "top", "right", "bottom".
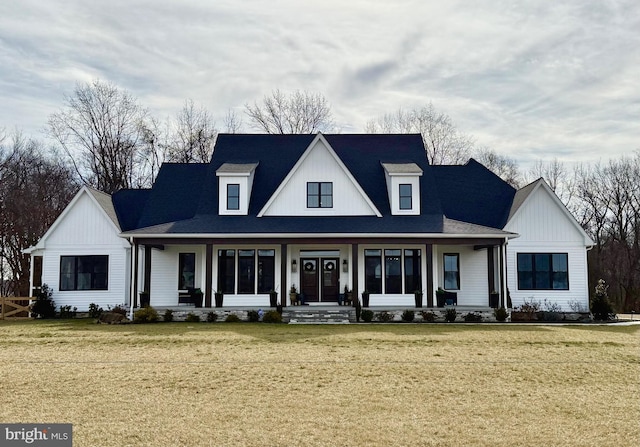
{"left": 115, "top": 134, "right": 517, "bottom": 236}
{"left": 431, "top": 159, "right": 517, "bottom": 229}
{"left": 112, "top": 189, "right": 152, "bottom": 232}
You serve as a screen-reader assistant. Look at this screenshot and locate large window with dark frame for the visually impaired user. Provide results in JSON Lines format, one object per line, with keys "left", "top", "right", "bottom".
{"left": 364, "top": 249, "right": 422, "bottom": 294}
{"left": 443, "top": 253, "right": 460, "bottom": 290}
{"left": 60, "top": 255, "right": 108, "bottom": 291}
{"left": 217, "top": 249, "right": 276, "bottom": 294}
{"left": 178, "top": 253, "right": 196, "bottom": 290}
{"left": 399, "top": 184, "right": 412, "bottom": 210}
{"left": 517, "top": 253, "right": 569, "bottom": 290}
{"left": 307, "top": 182, "right": 333, "bottom": 208}
{"left": 227, "top": 184, "right": 240, "bottom": 210}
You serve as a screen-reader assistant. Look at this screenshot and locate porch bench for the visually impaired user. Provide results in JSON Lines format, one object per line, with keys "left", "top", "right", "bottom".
{"left": 178, "top": 291, "right": 194, "bottom": 306}
{"left": 444, "top": 291, "right": 458, "bottom": 306}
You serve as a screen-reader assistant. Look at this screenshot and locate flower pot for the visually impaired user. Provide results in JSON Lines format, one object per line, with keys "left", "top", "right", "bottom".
{"left": 289, "top": 292, "right": 298, "bottom": 306}
{"left": 269, "top": 291, "right": 278, "bottom": 308}
{"left": 414, "top": 293, "right": 423, "bottom": 308}
{"left": 139, "top": 292, "right": 150, "bottom": 307}
{"left": 214, "top": 292, "right": 223, "bottom": 308}
{"left": 489, "top": 292, "right": 499, "bottom": 309}
{"left": 436, "top": 294, "right": 445, "bottom": 308}
{"left": 192, "top": 292, "right": 203, "bottom": 308}
{"left": 361, "top": 292, "right": 370, "bottom": 308}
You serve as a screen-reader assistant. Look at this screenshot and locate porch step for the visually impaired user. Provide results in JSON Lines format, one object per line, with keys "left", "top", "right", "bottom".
{"left": 284, "top": 307, "right": 354, "bottom": 324}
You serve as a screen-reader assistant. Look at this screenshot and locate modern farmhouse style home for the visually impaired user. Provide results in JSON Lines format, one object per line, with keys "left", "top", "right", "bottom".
{"left": 25, "top": 133, "right": 594, "bottom": 313}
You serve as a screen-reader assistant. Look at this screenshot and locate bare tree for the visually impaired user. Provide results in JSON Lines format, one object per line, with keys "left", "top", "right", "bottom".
{"left": 366, "top": 103, "right": 474, "bottom": 165}
{"left": 165, "top": 99, "right": 218, "bottom": 163}
{"left": 223, "top": 109, "right": 243, "bottom": 134}
{"left": 48, "top": 79, "right": 149, "bottom": 193}
{"left": 0, "top": 132, "right": 77, "bottom": 296}
{"left": 474, "top": 148, "right": 521, "bottom": 188}
{"left": 244, "top": 89, "right": 334, "bottom": 134}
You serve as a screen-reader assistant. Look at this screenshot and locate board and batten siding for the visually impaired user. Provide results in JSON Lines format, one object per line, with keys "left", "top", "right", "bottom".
{"left": 434, "top": 245, "right": 489, "bottom": 306}
{"left": 504, "top": 184, "right": 591, "bottom": 310}
{"left": 40, "top": 191, "right": 130, "bottom": 311}
{"left": 261, "top": 139, "right": 376, "bottom": 216}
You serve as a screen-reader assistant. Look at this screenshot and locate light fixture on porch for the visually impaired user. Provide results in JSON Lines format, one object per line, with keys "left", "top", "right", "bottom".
{"left": 342, "top": 259, "right": 348, "bottom": 273}
{"left": 292, "top": 259, "right": 297, "bottom": 273}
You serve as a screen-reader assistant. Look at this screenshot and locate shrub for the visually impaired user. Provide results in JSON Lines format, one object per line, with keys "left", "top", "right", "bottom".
{"left": 163, "top": 309, "right": 174, "bottom": 322}
{"left": 543, "top": 299, "right": 562, "bottom": 312}
{"left": 463, "top": 312, "right": 482, "bottom": 323}
{"left": 401, "top": 310, "right": 415, "bottom": 322}
{"left": 225, "top": 314, "right": 241, "bottom": 323}
{"left": 58, "top": 305, "right": 77, "bottom": 319}
{"left": 354, "top": 299, "right": 362, "bottom": 322}
{"left": 31, "top": 284, "right": 56, "bottom": 319}
{"left": 185, "top": 312, "right": 201, "bottom": 323}
{"left": 262, "top": 310, "right": 282, "bottom": 323}
{"left": 518, "top": 298, "right": 541, "bottom": 314}
{"left": 420, "top": 311, "right": 436, "bottom": 322}
{"left": 88, "top": 303, "right": 103, "bottom": 319}
{"left": 568, "top": 300, "right": 588, "bottom": 313}
{"left": 361, "top": 309, "right": 374, "bottom": 322}
{"left": 493, "top": 307, "right": 508, "bottom": 322}
{"left": 206, "top": 311, "right": 218, "bottom": 323}
{"left": 110, "top": 304, "right": 128, "bottom": 316}
{"left": 444, "top": 308, "right": 457, "bottom": 323}
{"left": 376, "top": 311, "right": 394, "bottom": 322}
{"left": 247, "top": 310, "right": 260, "bottom": 322}
{"left": 133, "top": 306, "right": 159, "bottom": 323}
{"left": 591, "top": 279, "right": 615, "bottom": 321}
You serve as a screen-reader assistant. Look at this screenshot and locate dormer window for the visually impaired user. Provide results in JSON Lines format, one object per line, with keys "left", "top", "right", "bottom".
{"left": 399, "top": 184, "right": 412, "bottom": 210}
{"left": 307, "top": 182, "right": 333, "bottom": 208}
{"left": 227, "top": 184, "right": 240, "bottom": 210}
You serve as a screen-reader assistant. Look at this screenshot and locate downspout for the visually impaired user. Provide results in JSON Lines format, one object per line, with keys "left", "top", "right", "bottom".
{"left": 501, "top": 238, "right": 509, "bottom": 309}
{"left": 129, "top": 237, "right": 136, "bottom": 321}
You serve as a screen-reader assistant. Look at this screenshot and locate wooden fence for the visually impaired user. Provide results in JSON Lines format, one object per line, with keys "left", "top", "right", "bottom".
{"left": 0, "top": 297, "right": 31, "bottom": 319}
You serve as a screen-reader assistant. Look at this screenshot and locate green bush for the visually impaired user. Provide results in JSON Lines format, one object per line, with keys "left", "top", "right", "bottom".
{"left": 88, "top": 303, "right": 103, "bottom": 319}
{"left": 463, "top": 312, "right": 482, "bottom": 323}
{"left": 31, "top": 284, "right": 56, "bottom": 319}
{"left": 591, "top": 279, "right": 615, "bottom": 321}
{"left": 376, "top": 311, "right": 393, "bottom": 322}
{"left": 206, "top": 311, "right": 218, "bottom": 323}
{"left": 58, "top": 305, "right": 77, "bottom": 319}
{"left": 110, "top": 304, "right": 128, "bottom": 316}
{"left": 361, "top": 309, "right": 374, "bottom": 322}
{"left": 262, "top": 310, "right": 282, "bottom": 323}
{"left": 420, "top": 311, "right": 436, "bottom": 322}
{"left": 444, "top": 308, "right": 457, "bottom": 323}
{"left": 247, "top": 310, "right": 260, "bottom": 322}
{"left": 401, "top": 310, "right": 415, "bottom": 322}
{"left": 133, "top": 306, "right": 159, "bottom": 323}
{"left": 225, "top": 314, "right": 241, "bottom": 323}
{"left": 185, "top": 312, "right": 201, "bottom": 323}
{"left": 493, "top": 307, "right": 508, "bottom": 322}
{"left": 163, "top": 309, "right": 174, "bottom": 322}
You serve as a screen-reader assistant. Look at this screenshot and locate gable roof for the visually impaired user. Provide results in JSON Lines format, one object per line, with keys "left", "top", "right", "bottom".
{"left": 432, "top": 159, "right": 517, "bottom": 229}
{"left": 112, "top": 189, "right": 152, "bottom": 232}
{"left": 507, "top": 178, "right": 594, "bottom": 246}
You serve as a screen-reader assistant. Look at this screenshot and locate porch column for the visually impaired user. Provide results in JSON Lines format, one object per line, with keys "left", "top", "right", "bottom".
{"left": 488, "top": 247, "right": 495, "bottom": 299}
{"left": 205, "top": 243, "right": 213, "bottom": 307}
{"left": 132, "top": 241, "right": 139, "bottom": 308}
{"left": 426, "top": 244, "right": 434, "bottom": 307}
{"left": 499, "top": 240, "right": 507, "bottom": 308}
{"left": 281, "top": 244, "right": 287, "bottom": 307}
{"left": 143, "top": 245, "right": 151, "bottom": 301}
{"left": 351, "top": 243, "right": 358, "bottom": 303}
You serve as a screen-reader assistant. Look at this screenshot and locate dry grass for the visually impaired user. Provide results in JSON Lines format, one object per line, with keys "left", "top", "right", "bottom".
{"left": 0, "top": 320, "right": 638, "bottom": 447}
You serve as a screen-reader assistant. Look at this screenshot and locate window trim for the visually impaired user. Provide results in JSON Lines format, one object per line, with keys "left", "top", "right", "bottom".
{"left": 59, "top": 255, "right": 109, "bottom": 291}
{"left": 307, "top": 182, "right": 333, "bottom": 208}
{"left": 517, "top": 253, "right": 569, "bottom": 290}
{"left": 399, "top": 184, "right": 412, "bottom": 210}
{"left": 178, "top": 253, "right": 196, "bottom": 290}
{"left": 364, "top": 248, "right": 422, "bottom": 294}
{"left": 227, "top": 183, "right": 240, "bottom": 210}
{"left": 443, "top": 253, "right": 460, "bottom": 291}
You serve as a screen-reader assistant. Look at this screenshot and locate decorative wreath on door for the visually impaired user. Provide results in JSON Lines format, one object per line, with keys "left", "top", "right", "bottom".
{"left": 304, "top": 262, "right": 315, "bottom": 271}
{"left": 325, "top": 262, "right": 335, "bottom": 271}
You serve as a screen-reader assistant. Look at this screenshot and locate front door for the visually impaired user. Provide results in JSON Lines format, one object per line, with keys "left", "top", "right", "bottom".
{"left": 300, "top": 257, "right": 339, "bottom": 303}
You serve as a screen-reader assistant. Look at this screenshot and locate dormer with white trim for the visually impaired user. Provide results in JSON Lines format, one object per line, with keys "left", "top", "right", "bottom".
{"left": 381, "top": 163, "right": 422, "bottom": 215}
{"left": 216, "top": 163, "right": 258, "bottom": 215}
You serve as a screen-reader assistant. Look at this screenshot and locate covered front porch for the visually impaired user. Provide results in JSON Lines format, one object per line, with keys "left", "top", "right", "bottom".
{"left": 128, "top": 235, "right": 511, "bottom": 311}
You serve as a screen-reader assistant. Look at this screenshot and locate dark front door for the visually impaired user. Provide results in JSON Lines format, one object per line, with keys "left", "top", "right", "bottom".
{"left": 321, "top": 258, "right": 339, "bottom": 302}
{"left": 301, "top": 258, "right": 319, "bottom": 302}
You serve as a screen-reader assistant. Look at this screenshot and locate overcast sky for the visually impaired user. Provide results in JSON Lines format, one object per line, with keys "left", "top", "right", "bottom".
{"left": 1, "top": 0, "right": 638, "bottom": 167}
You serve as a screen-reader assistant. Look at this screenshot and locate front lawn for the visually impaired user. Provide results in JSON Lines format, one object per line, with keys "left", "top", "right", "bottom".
{"left": 0, "top": 320, "right": 637, "bottom": 446}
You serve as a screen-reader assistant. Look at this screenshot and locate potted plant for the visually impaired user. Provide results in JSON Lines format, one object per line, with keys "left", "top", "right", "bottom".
{"left": 191, "top": 288, "right": 204, "bottom": 308}
{"left": 414, "top": 289, "right": 423, "bottom": 308}
{"left": 489, "top": 290, "right": 499, "bottom": 308}
{"left": 289, "top": 285, "right": 298, "bottom": 306}
{"left": 361, "top": 290, "right": 370, "bottom": 308}
{"left": 436, "top": 288, "right": 445, "bottom": 308}
{"left": 139, "top": 291, "right": 150, "bottom": 307}
{"left": 343, "top": 285, "right": 352, "bottom": 306}
{"left": 214, "top": 290, "right": 223, "bottom": 308}
{"left": 269, "top": 289, "right": 278, "bottom": 308}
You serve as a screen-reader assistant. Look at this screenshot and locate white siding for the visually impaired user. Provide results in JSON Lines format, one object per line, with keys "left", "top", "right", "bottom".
{"left": 149, "top": 245, "right": 205, "bottom": 307}
{"left": 262, "top": 139, "right": 377, "bottom": 216}
{"left": 505, "top": 185, "right": 590, "bottom": 310}
{"left": 39, "top": 191, "right": 130, "bottom": 311}
{"left": 434, "top": 245, "right": 489, "bottom": 306}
